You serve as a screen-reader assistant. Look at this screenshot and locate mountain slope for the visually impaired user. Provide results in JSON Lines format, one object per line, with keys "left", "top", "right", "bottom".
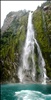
{"left": 0, "top": 10, "right": 29, "bottom": 83}
{"left": 32, "top": 1, "right": 51, "bottom": 79}
{"left": 0, "top": 1, "right": 51, "bottom": 83}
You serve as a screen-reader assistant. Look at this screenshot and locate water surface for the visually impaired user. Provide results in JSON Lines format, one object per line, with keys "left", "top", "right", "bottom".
{"left": 1, "top": 83, "right": 51, "bottom": 100}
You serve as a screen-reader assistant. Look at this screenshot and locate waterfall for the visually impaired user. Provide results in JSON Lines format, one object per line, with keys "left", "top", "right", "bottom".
{"left": 18, "top": 12, "right": 47, "bottom": 84}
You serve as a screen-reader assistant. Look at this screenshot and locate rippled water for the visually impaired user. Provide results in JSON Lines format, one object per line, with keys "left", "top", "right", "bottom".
{"left": 15, "top": 90, "right": 51, "bottom": 100}
{"left": 1, "top": 83, "right": 51, "bottom": 100}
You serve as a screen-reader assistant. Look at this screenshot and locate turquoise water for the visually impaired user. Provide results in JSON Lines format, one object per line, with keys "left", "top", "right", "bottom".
{"left": 1, "top": 83, "right": 51, "bottom": 100}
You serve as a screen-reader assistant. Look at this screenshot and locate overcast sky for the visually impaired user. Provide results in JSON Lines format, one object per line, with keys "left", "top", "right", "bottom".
{"left": 1, "top": 1, "right": 46, "bottom": 27}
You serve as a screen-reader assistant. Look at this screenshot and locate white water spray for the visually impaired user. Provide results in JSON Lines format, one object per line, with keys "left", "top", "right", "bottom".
{"left": 18, "top": 12, "right": 47, "bottom": 84}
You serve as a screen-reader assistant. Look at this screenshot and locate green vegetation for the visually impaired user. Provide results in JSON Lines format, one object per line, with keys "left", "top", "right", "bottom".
{"left": 32, "top": 1, "right": 51, "bottom": 78}
{"left": 0, "top": 11, "right": 28, "bottom": 83}
{"left": 0, "top": 2, "right": 51, "bottom": 83}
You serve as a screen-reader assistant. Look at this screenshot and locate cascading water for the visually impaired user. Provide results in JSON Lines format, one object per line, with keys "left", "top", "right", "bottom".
{"left": 18, "top": 12, "right": 47, "bottom": 84}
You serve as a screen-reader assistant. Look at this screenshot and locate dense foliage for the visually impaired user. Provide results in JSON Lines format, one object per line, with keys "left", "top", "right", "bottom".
{"left": 0, "top": 11, "right": 28, "bottom": 83}
{"left": 32, "top": 1, "right": 51, "bottom": 78}
{"left": 0, "top": 2, "right": 51, "bottom": 83}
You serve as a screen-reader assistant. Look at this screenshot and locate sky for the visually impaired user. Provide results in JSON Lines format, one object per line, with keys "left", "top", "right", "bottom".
{"left": 1, "top": 1, "right": 46, "bottom": 27}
